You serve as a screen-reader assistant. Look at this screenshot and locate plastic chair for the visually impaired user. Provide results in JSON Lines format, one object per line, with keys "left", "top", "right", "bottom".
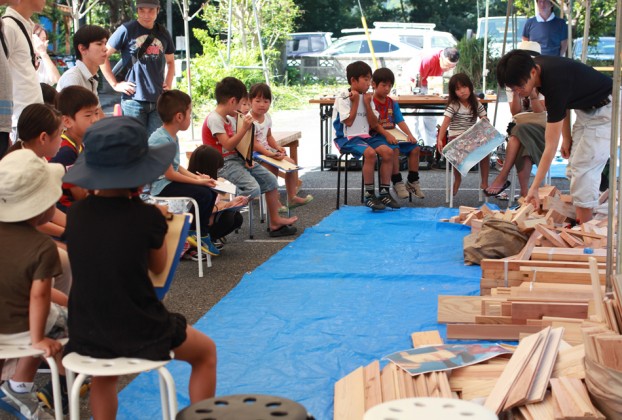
{"left": 445, "top": 161, "right": 486, "bottom": 208}
{"left": 247, "top": 193, "right": 266, "bottom": 239}
{"left": 146, "top": 196, "right": 211, "bottom": 276}
{"left": 336, "top": 152, "right": 384, "bottom": 210}
{"left": 0, "top": 342, "right": 64, "bottom": 420}
{"left": 63, "top": 353, "right": 177, "bottom": 420}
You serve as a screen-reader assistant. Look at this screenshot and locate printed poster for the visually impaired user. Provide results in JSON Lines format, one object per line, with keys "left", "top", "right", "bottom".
{"left": 383, "top": 343, "right": 512, "bottom": 376}
{"left": 442, "top": 119, "right": 505, "bottom": 176}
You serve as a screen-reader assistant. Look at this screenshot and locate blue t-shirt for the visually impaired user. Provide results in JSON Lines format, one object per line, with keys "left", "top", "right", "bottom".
{"left": 522, "top": 16, "right": 567, "bottom": 56}
{"left": 108, "top": 20, "right": 174, "bottom": 102}
{"left": 148, "top": 127, "right": 179, "bottom": 195}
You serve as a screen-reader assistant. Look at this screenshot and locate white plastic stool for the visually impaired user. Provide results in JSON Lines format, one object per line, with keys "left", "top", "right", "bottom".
{"left": 364, "top": 397, "right": 498, "bottom": 420}
{"left": 0, "top": 343, "right": 64, "bottom": 420}
{"left": 62, "top": 353, "right": 177, "bottom": 420}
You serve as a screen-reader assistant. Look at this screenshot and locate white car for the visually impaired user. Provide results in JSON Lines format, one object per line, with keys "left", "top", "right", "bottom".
{"left": 303, "top": 34, "right": 421, "bottom": 81}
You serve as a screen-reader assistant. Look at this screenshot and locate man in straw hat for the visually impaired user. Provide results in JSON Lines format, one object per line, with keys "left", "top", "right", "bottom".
{"left": 496, "top": 45, "right": 612, "bottom": 223}
{"left": 62, "top": 117, "right": 217, "bottom": 418}
{"left": 0, "top": 149, "right": 67, "bottom": 419}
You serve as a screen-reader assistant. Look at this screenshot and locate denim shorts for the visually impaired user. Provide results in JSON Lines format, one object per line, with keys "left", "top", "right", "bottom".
{"left": 219, "top": 156, "right": 278, "bottom": 198}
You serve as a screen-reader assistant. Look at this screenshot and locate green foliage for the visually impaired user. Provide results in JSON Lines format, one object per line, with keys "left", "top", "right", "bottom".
{"left": 455, "top": 36, "right": 499, "bottom": 92}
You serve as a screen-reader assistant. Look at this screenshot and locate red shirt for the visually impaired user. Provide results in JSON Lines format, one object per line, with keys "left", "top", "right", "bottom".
{"left": 419, "top": 49, "right": 443, "bottom": 88}
{"left": 201, "top": 112, "right": 237, "bottom": 158}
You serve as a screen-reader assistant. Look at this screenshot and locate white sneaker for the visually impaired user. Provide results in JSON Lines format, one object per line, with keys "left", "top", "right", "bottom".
{"left": 0, "top": 382, "right": 53, "bottom": 419}
{"left": 406, "top": 180, "right": 425, "bottom": 198}
{"left": 392, "top": 181, "right": 409, "bottom": 199}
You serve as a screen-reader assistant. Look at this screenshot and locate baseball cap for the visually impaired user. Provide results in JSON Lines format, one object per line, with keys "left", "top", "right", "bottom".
{"left": 136, "top": 0, "right": 160, "bottom": 8}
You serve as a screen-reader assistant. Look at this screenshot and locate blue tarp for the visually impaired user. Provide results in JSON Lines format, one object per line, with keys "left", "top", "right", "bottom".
{"left": 118, "top": 206, "right": 482, "bottom": 420}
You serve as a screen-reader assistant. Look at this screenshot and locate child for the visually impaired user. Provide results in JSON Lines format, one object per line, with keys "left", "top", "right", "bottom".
{"left": 333, "top": 61, "right": 399, "bottom": 210}
{"left": 371, "top": 68, "right": 425, "bottom": 200}
{"left": 0, "top": 149, "right": 68, "bottom": 419}
{"left": 62, "top": 117, "right": 217, "bottom": 419}
{"left": 50, "top": 86, "right": 101, "bottom": 212}
{"left": 148, "top": 89, "right": 222, "bottom": 257}
{"left": 202, "top": 77, "right": 298, "bottom": 237}
{"left": 248, "top": 82, "right": 313, "bottom": 211}
{"left": 437, "top": 73, "right": 489, "bottom": 195}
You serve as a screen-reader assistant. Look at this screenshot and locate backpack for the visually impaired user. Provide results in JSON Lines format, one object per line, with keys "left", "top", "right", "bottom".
{"left": 112, "top": 22, "right": 163, "bottom": 82}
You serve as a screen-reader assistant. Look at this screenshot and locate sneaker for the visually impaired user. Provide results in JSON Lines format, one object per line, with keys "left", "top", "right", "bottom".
{"left": 36, "top": 380, "right": 68, "bottom": 416}
{"left": 392, "top": 181, "right": 409, "bottom": 199}
{"left": 0, "top": 382, "right": 53, "bottom": 419}
{"left": 379, "top": 194, "right": 401, "bottom": 209}
{"left": 405, "top": 180, "right": 425, "bottom": 198}
{"left": 187, "top": 234, "right": 220, "bottom": 256}
{"left": 364, "top": 194, "right": 386, "bottom": 211}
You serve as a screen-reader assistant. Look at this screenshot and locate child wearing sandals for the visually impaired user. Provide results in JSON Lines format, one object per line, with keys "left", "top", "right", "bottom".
{"left": 62, "top": 117, "right": 217, "bottom": 418}
{"left": 248, "top": 83, "right": 313, "bottom": 212}
{"left": 437, "top": 73, "right": 489, "bottom": 196}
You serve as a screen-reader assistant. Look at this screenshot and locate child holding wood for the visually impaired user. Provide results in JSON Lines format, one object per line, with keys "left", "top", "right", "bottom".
{"left": 249, "top": 82, "right": 312, "bottom": 212}
{"left": 437, "top": 73, "right": 489, "bottom": 196}
{"left": 63, "top": 117, "right": 217, "bottom": 419}
{"left": 371, "top": 67, "right": 425, "bottom": 200}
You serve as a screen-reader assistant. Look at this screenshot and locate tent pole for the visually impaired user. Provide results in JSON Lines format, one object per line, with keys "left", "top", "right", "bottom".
{"left": 482, "top": 0, "right": 489, "bottom": 91}
{"left": 580, "top": 0, "right": 591, "bottom": 62}
{"left": 182, "top": 0, "right": 194, "bottom": 140}
{"left": 492, "top": 0, "right": 514, "bottom": 127}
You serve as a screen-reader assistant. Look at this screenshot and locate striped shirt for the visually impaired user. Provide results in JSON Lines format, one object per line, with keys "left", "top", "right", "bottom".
{"left": 444, "top": 100, "right": 487, "bottom": 137}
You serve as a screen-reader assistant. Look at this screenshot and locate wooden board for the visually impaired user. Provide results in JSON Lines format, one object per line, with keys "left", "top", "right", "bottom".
{"left": 551, "top": 344, "right": 585, "bottom": 379}
{"left": 525, "top": 327, "right": 564, "bottom": 404}
{"left": 334, "top": 366, "right": 365, "bottom": 420}
{"left": 437, "top": 296, "right": 481, "bottom": 323}
{"left": 363, "top": 360, "right": 382, "bottom": 411}
{"left": 446, "top": 324, "right": 546, "bottom": 340}
{"left": 510, "top": 302, "right": 589, "bottom": 320}
{"left": 531, "top": 247, "right": 607, "bottom": 262}
{"left": 380, "top": 363, "right": 397, "bottom": 402}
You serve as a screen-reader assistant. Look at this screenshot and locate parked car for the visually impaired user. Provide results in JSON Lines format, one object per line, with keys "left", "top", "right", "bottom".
{"left": 303, "top": 34, "right": 421, "bottom": 81}
{"left": 573, "top": 37, "right": 615, "bottom": 67}
{"left": 363, "top": 22, "right": 457, "bottom": 51}
{"left": 286, "top": 32, "right": 332, "bottom": 58}
{"left": 476, "top": 16, "right": 528, "bottom": 57}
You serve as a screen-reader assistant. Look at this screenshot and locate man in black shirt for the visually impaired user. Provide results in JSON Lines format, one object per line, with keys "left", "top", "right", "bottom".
{"left": 497, "top": 50, "right": 613, "bottom": 223}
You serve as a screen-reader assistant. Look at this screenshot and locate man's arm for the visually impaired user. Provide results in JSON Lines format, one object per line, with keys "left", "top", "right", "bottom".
{"left": 100, "top": 45, "right": 136, "bottom": 95}
{"left": 559, "top": 39, "right": 568, "bottom": 57}
{"left": 30, "top": 278, "right": 62, "bottom": 357}
{"left": 560, "top": 111, "right": 572, "bottom": 158}
{"left": 163, "top": 53, "right": 175, "bottom": 90}
{"left": 525, "top": 120, "right": 563, "bottom": 206}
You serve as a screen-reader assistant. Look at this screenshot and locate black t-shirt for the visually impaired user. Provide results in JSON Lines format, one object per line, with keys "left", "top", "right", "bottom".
{"left": 64, "top": 195, "right": 186, "bottom": 360}
{"left": 535, "top": 55, "right": 612, "bottom": 123}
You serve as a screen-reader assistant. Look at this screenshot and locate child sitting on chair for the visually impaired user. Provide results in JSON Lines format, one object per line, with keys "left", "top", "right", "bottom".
{"left": 333, "top": 61, "right": 399, "bottom": 210}
{"left": 437, "top": 73, "right": 489, "bottom": 196}
{"left": 63, "top": 117, "right": 217, "bottom": 419}
{"left": 0, "top": 150, "right": 68, "bottom": 419}
{"left": 248, "top": 82, "right": 313, "bottom": 212}
{"left": 371, "top": 67, "right": 425, "bottom": 200}
{"left": 148, "top": 89, "right": 221, "bottom": 257}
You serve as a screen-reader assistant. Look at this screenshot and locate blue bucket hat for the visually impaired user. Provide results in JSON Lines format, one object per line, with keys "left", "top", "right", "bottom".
{"left": 63, "top": 116, "right": 175, "bottom": 190}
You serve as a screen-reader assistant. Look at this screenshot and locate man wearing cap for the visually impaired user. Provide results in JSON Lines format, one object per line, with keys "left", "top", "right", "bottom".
{"left": 497, "top": 49, "right": 612, "bottom": 223}
{"left": 100, "top": 0, "right": 174, "bottom": 136}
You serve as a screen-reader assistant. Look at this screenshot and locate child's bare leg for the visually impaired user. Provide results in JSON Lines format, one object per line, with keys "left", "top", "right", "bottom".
{"left": 409, "top": 147, "right": 420, "bottom": 172}
{"left": 453, "top": 168, "right": 462, "bottom": 196}
{"left": 517, "top": 156, "right": 533, "bottom": 197}
{"left": 10, "top": 356, "right": 41, "bottom": 383}
{"left": 285, "top": 170, "right": 307, "bottom": 205}
{"left": 174, "top": 326, "right": 217, "bottom": 402}
{"left": 376, "top": 145, "right": 394, "bottom": 186}
{"left": 479, "top": 155, "right": 490, "bottom": 190}
{"left": 261, "top": 163, "right": 283, "bottom": 207}
{"left": 266, "top": 189, "right": 297, "bottom": 229}
{"left": 362, "top": 147, "right": 377, "bottom": 186}
{"left": 90, "top": 376, "right": 119, "bottom": 420}
{"left": 392, "top": 148, "right": 400, "bottom": 176}
{"left": 487, "top": 136, "right": 521, "bottom": 193}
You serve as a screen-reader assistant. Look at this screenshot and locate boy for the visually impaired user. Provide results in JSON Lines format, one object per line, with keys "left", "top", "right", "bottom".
{"left": 333, "top": 61, "right": 399, "bottom": 210}
{"left": 148, "top": 89, "right": 223, "bottom": 256}
{"left": 0, "top": 149, "right": 67, "bottom": 419}
{"left": 497, "top": 50, "right": 612, "bottom": 223}
{"left": 50, "top": 86, "right": 101, "bottom": 212}
{"left": 57, "top": 24, "right": 110, "bottom": 96}
{"left": 202, "top": 77, "right": 298, "bottom": 237}
{"left": 371, "top": 67, "right": 425, "bottom": 200}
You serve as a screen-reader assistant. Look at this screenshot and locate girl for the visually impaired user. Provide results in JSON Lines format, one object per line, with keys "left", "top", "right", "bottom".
{"left": 437, "top": 73, "right": 489, "bottom": 195}
{"left": 63, "top": 117, "right": 217, "bottom": 419}
{"left": 187, "top": 145, "right": 247, "bottom": 247}
{"left": 248, "top": 83, "right": 312, "bottom": 211}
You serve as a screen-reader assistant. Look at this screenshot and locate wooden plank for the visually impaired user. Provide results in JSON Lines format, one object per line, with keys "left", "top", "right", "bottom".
{"left": 411, "top": 330, "right": 453, "bottom": 398}
{"left": 410, "top": 330, "right": 443, "bottom": 347}
{"left": 525, "top": 327, "right": 564, "bottom": 404}
{"left": 334, "top": 366, "right": 365, "bottom": 420}
{"left": 589, "top": 257, "right": 606, "bottom": 323}
{"left": 475, "top": 315, "right": 520, "bottom": 324}
{"left": 551, "top": 344, "right": 585, "bottom": 379}
{"left": 594, "top": 335, "right": 622, "bottom": 371}
{"left": 515, "top": 231, "right": 542, "bottom": 260}
{"left": 534, "top": 224, "right": 568, "bottom": 248}
{"left": 484, "top": 331, "right": 544, "bottom": 414}
{"left": 437, "top": 296, "right": 481, "bottom": 324}
{"left": 559, "top": 231, "right": 584, "bottom": 247}
{"left": 504, "top": 327, "right": 551, "bottom": 409}
{"left": 542, "top": 195, "right": 576, "bottom": 220}
{"left": 518, "top": 392, "right": 555, "bottom": 420}
{"left": 550, "top": 377, "right": 601, "bottom": 418}
{"left": 363, "top": 360, "right": 382, "bottom": 411}
{"left": 510, "top": 301, "right": 589, "bottom": 320}
{"left": 511, "top": 203, "right": 534, "bottom": 224}
{"left": 380, "top": 363, "right": 397, "bottom": 402}
{"left": 449, "top": 363, "right": 506, "bottom": 391}
{"left": 460, "top": 379, "right": 498, "bottom": 401}
{"left": 530, "top": 247, "right": 607, "bottom": 262}
{"left": 447, "top": 324, "right": 546, "bottom": 341}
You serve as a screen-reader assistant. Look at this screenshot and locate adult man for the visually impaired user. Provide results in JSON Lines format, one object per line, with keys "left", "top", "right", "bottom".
{"left": 101, "top": 0, "right": 174, "bottom": 135}
{"left": 0, "top": 0, "right": 20, "bottom": 156}
{"left": 57, "top": 25, "right": 109, "bottom": 96}
{"left": 409, "top": 47, "right": 460, "bottom": 146}
{"left": 497, "top": 50, "right": 612, "bottom": 223}
{"left": 3, "top": 0, "right": 45, "bottom": 139}
{"left": 522, "top": 0, "right": 568, "bottom": 56}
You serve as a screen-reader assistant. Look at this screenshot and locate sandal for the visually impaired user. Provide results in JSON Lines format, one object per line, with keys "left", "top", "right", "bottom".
{"left": 268, "top": 224, "right": 297, "bottom": 237}
{"left": 287, "top": 194, "right": 314, "bottom": 210}
{"left": 483, "top": 180, "right": 511, "bottom": 197}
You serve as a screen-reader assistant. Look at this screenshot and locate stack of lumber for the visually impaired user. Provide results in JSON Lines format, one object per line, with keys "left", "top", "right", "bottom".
{"left": 334, "top": 329, "right": 599, "bottom": 419}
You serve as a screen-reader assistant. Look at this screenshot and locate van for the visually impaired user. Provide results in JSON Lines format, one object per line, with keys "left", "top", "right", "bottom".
{"left": 286, "top": 32, "right": 332, "bottom": 59}
{"left": 476, "top": 16, "right": 528, "bottom": 57}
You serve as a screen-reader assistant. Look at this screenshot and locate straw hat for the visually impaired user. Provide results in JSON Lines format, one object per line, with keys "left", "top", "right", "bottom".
{"left": 0, "top": 149, "right": 64, "bottom": 222}
{"left": 63, "top": 117, "right": 175, "bottom": 190}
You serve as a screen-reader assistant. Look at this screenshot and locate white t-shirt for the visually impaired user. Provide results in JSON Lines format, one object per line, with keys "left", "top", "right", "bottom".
{"left": 333, "top": 89, "right": 379, "bottom": 139}
{"left": 253, "top": 113, "right": 273, "bottom": 151}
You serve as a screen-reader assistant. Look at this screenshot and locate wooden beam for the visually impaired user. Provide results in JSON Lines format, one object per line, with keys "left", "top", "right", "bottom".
{"left": 446, "top": 324, "right": 546, "bottom": 340}
{"left": 437, "top": 296, "right": 481, "bottom": 324}
{"left": 334, "top": 366, "right": 365, "bottom": 420}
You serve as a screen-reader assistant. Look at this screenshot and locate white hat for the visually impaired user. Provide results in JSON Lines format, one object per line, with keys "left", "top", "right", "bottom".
{"left": 517, "top": 41, "right": 541, "bottom": 54}
{"left": 0, "top": 149, "right": 64, "bottom": 222}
